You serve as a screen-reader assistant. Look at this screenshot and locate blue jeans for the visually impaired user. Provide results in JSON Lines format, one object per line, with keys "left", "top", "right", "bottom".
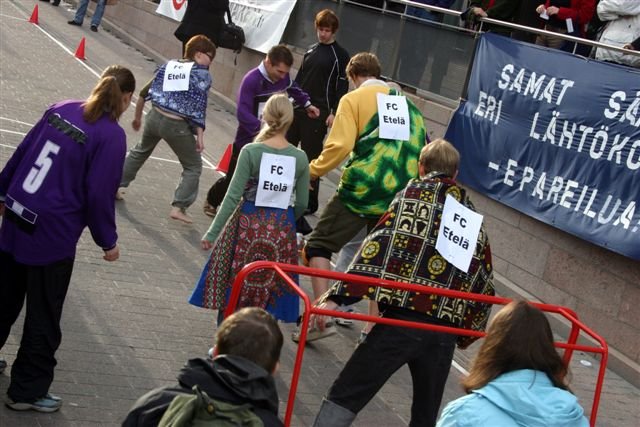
{"left": 73, "top": 0, "right": 106, "bottom": 27}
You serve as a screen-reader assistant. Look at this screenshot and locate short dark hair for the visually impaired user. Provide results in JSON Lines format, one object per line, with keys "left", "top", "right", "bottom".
{"left": 184, "top": 34, "right": 216, "bottom": 61}
{"left": 463, "top": 301, "right": 569, "bottom": 393}
{"left": 346, "top": 52, "right": 381, "bottom": 80}
{"left": 267, "top": 44, "right": 294, "bottom": 67}
{"left": 215, "top": 308, "right": 283, "bottom": 373}
{"left": 315, "top": 9, "right": 339, "bottom": 32}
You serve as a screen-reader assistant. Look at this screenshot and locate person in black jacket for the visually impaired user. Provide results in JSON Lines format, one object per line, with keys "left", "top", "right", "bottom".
{"left": 286, "top": 9, "right": 350, "bottom": 215}
{"left": 122, "top": 307, "right": 284, "bottom": 427}
{"left": 174, "top": 0, "right": 229, "bottom": 55}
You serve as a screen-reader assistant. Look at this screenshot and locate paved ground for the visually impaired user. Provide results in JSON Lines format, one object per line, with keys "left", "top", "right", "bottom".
{"left": 0, "top": 1, "right": 638, "bottom": 426}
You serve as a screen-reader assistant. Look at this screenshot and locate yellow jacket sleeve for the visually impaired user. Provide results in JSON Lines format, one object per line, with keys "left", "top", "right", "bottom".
{"left": 309, "top": 97, "right": 357, "bottom": 177}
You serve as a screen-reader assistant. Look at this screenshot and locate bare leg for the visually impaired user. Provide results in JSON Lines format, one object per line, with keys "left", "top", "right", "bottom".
{"left": 363, "top": 301, "right": 380, "bottom": 334}
{"left": 309, "top": 256, "right": 331, "bottom": 300}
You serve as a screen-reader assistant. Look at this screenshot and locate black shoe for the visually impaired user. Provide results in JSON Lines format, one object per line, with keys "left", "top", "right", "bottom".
{"left": 67, "top": 20, "right": 81, "bottom": 26}
{"left": 39, "top": 0, "right": 51, "bottom": 3}
{"left": 90, "top": 25, "right": 98, "bottom": 32}
{"left": 51, "top": 0, "right": 60, "bottom": 5}
{"left": 0, "top": 357, "right": 7, "bottom": 374}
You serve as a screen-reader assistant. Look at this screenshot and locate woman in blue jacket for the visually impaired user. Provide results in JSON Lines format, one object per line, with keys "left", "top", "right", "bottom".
{"left": 437, "top": 301, "right": 589, "bottom": 427}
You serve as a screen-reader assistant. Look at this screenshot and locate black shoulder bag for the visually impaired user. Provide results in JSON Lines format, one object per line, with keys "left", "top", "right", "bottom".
{"left": 218, "top": 8, "right": 245, "bottom": 53}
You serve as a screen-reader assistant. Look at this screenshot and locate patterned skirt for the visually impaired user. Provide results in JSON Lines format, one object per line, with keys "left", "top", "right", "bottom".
{"left": 189, "top": 200, "right": 300, "bottom": 322}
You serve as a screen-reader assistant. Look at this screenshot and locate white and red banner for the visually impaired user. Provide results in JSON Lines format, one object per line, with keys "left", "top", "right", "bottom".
{"left": 156, "top": 0, "right": 188, "bottom": 21}
{"left": 156, "top": 0, "right": 297, "bottom": 53}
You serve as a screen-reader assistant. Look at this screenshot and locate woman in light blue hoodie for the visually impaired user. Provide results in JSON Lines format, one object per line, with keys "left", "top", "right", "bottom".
{"left": 437, "top": 301, "right": 589, "bottom": 427}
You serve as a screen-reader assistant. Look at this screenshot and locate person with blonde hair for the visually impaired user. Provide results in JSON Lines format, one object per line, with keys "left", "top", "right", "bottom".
{"left": 190, "top": 94, "right": 310, "bottom": 323}
{"left": 437, "top": 300, "right": 589, "bottom": 427}
{"left": 0, "top": 65, "right": 136, "bottom": 412}
{"left": 203, "top": 44, "right": 319, "bottom": 218}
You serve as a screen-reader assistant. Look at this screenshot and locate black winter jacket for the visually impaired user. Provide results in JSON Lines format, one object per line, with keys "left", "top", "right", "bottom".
{"left": 174, "top": 0, "right": 229, "bottom": 46}
{"left": 122, "top": 355, "right": 283, "bottom": 427}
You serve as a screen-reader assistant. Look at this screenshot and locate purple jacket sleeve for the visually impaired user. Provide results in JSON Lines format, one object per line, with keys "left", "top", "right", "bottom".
{"left": 84, "top": 126, "right": 127, "bottom": 250}
{"left": 285, "top": 76, "right": 311, "bottom": 109}
{"left": 236, "top": 73, "right": 262, "bottom": 139}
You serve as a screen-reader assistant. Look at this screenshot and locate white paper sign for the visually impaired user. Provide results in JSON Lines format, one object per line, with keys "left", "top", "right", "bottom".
{"left": 255, "top": 153, "right": 296, "bottom": 209}
{"left": 566, "top": 18, "right": 574, "bottom": 34}
{"left": 162, "top": 60, "right": 194, "bottom": 92}
{"left": 539, "top": 10, "right": 549, "bottom": 20}
{"left": 436, "top": 195, "right": 483, "bottom": 273}
{"left": 377, "top": 93, "right": 410, "bottom": 141}
{"left": 257, "top": 102, "right": 266, "bottom": 121}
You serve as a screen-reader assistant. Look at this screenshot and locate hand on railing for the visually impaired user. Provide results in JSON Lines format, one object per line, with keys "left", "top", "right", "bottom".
{"left": 472, "top": 7, "right": 487, "bottom": 18}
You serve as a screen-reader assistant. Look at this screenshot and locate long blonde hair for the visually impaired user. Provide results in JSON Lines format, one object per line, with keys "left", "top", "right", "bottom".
{"left": 83, "top": 65, "right": 135, "bottom": 123}
{"left": 255, "top": 94, "right": 294, "bottom": 142}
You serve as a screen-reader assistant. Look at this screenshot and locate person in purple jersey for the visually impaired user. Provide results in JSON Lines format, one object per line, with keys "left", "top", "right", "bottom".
{"left": 204, "top": 45, "right": 320, "bottom": 217}
{"left": 0, "top": 65, "right": 136, "bottom": 413}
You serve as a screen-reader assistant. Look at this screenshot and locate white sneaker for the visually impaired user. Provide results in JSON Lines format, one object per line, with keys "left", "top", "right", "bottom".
{"left": 5, "top": 393, "right": 62, "bottom": 413}
{"left": 334, "top": 306, "right": 356, "bottom": 327}
{"left": 356, "top": 330, "right": 368, "bottom": 346}
{"left": 292, "top": 320, "right": 336, "bottom": 343}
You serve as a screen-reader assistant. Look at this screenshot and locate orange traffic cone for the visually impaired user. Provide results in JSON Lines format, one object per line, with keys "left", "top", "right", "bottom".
{"left": 216, "top": 144, "right": 233, "bottom": 174}
{"left": 28, "top": 5, "right": 39, "bottom": 24}
{"left": 74, "top": 37, "right": 86, "bottom": 60}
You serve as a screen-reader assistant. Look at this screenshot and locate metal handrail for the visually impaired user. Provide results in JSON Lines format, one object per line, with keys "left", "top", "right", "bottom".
{"left": 367, "top": 0, "right": 640, "bottom": 57}
{"left": 224, "top": 261, "right": 608, "bottom": 427}
{"left": 480, "top": 16, "right": 640, "bottom": 56}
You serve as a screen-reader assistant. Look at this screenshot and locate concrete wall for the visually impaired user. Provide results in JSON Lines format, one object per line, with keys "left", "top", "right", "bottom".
{"left": 93, "top": 0, "right": 639, "bottom": 381}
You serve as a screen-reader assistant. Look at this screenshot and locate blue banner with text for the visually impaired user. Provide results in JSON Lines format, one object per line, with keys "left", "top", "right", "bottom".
{"left": 445, "top": 33, "right": 640, "bottom": 260}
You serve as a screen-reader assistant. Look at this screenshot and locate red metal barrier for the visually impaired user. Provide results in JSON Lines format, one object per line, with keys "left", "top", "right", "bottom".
{"left": 224, "top": 261, "right": 608, "bottom": 427}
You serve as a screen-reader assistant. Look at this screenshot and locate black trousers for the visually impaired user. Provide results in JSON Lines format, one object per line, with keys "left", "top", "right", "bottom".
{"left": 206, "top": 143, "right": 241, "bottom": 208}
{"left": 0, "top": 251, "right": 74, "bottom": 402}
{"left": 320, "top": 308, "right": 457, "bottom": 427}
{"left": 286, "top": 109, "right": 328, "bottom": 214}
